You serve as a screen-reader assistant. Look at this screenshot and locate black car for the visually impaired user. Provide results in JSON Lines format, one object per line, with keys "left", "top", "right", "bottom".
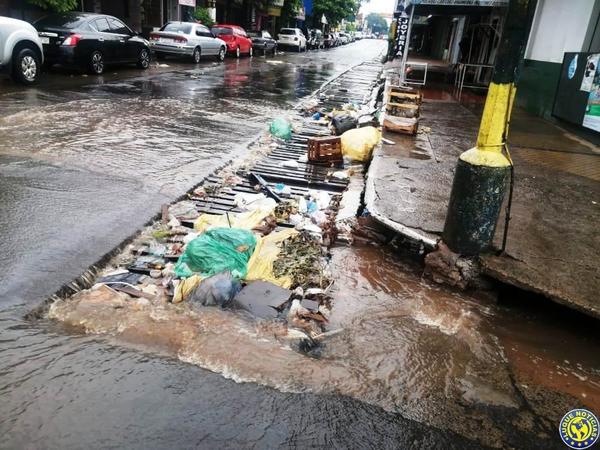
{"left": 34, "top": 12, "right": 151, "bottom": 74}
{"left": 246, "top": 30, "right": 277, "bottom": 56}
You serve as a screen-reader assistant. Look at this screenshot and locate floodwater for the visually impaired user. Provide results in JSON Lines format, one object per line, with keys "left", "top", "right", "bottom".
{"left": 45, "top": 242, "right": 600, "bottom": 448}
{"left": 1, "top": 40, "right": 599, "bottom": 449}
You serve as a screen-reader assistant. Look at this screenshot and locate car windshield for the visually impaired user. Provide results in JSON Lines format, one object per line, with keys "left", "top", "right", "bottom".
{"left": 279, "top": 29, "right": 295, "bottom": 35}
{"left": 35, "top": 14, "right": 88, "bottom": 29}
{"left": 160, "top": 23, "right": 192, "bottom": 34}
{"left": 212, "top": 27, "right": 233, "bottom": 35}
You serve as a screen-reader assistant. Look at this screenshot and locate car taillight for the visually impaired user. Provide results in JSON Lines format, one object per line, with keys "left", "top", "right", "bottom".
{"left": 149, "top": 33, "right": 159, "bottom": 41}
{"left": 62, "top": 34, "right": 82, "bottom": 46}
{"left": 174, "top": 36, "right": 187, "bottom": 43}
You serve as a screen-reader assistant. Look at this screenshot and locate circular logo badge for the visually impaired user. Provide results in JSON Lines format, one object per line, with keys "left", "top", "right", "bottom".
{"left": 560, "top": 409, "right": 599, "bottom": 449}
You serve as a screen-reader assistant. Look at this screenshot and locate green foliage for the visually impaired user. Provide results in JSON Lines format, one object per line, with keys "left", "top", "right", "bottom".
{"left": 366, "top": 12, "right": 388, "bottom": 33}
{"left": 312, "top": 0, "right": 359, "bottom": 27}
{"left": 281, "top": 0, "right": 303, "bottom": 27}
{"left": 346, "top": 22, "right": 356, "bottom": 32}
{"left": 193, "top": 7, "right": 215, "bottom": 27}
{"left": 27, "top": 0, "right": 78, "bottom": 12}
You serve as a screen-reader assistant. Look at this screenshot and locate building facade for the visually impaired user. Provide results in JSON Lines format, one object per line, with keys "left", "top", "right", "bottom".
{"left": 516, "top": 0, "right": 600, "bottom": 119}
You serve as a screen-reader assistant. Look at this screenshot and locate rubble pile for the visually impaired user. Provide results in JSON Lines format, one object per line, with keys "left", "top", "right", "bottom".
{"left": 47, "top": 60, "right": 385, "bottom": 354}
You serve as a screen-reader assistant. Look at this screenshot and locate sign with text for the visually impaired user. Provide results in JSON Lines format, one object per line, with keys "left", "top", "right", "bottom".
{"left": 179, "top": 0, "right": 196, "bottom": 6}
{"left": 395, "top": 16, "right": 409, "bottom": 59}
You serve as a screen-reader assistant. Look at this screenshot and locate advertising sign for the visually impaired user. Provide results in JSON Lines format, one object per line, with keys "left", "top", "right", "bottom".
{"left": 582, "top": 58, "right": 600, "bottom": 132}
{"left": 179, "top": 0, "right": 196, "bottom": 6}
{"left": 580, "top": 54, "right": 599, "bottom": 93}
{"left": 395, "top": 16, "right": 409, "bottom": 59}
{"left": 553, "top": 52, "right": 600, "bottom": 134}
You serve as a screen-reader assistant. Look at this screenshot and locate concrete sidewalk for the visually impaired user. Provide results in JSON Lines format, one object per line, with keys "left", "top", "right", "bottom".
{"left": 366, "top": 94, "right": 600, "bottom": 318}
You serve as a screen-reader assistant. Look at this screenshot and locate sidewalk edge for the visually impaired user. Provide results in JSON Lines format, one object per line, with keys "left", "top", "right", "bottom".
{"left": 365, "top": 144, "right": 438, "bottom": 249}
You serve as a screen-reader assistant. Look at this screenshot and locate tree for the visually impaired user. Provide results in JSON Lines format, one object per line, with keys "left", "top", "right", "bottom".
{"left": 281, "top": 0, "right": 303, "bottom": 28}
{"left": 365, "top": 12, "right": 388, "bottom": 34}
{"left": 193, "top": 7, "right": 215, "bottom": 28}
{"left": 312, "top": 0, "right": 360, "bottom": 27}
{"left": 27, "top": 0, "right": 78, "bottom": 12}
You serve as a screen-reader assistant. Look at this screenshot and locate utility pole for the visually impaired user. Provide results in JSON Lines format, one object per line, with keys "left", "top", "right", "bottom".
{"left": 442, "top": 0, "right": 537, "bottom": 256}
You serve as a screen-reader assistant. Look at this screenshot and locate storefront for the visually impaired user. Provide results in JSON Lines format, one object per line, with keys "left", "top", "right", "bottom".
{"left": 516, "top": 0, "right": 600, "bottom": 122}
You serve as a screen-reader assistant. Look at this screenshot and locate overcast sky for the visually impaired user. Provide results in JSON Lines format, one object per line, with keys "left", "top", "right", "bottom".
{"left": 359, "top": 0, "right": 396, "bottom": 16}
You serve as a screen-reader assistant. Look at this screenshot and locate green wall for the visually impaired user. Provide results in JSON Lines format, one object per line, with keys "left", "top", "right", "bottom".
{"left": 515, "top": 59, "right": 562, "bottom": 119}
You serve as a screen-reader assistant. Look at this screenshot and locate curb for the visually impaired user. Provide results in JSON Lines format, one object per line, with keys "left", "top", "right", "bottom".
{"left": 364, "top": 144, "right": 438, "bottom": 249}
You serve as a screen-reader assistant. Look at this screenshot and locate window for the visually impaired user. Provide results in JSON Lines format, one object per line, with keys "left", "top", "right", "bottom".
{"left": 108, "top": 18, "right": 131, "bottom": 35}
{"left": 211, "top": 27, "right": 233, "bottom": 36}
{"left": 161, "top": 23, "right": 192, "bottom": 34}
{"left": 93, "top": 18, "right": 111, "bottom": 33}
{"left": 279, "top": 29, "right": 295, "bottom": 35}
{"left": 263, "top": 31, "right": 271, "bottom": 39}
{"left": 34, "top": 14, "right": 87, "bottom": 29}
{"left": 196, "top": 25, "right": 213, "bottom": 37}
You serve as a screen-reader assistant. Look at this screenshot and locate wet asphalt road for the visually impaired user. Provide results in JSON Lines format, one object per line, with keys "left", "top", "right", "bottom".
{"left": 0, "top": 40, "right": 483, "bottom": 449}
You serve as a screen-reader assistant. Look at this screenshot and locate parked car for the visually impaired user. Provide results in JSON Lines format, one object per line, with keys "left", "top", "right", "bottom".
{"left": 354, "top": 31, "right": 363, "bottom": 40}
{"left": 307, "top": 29, "right": 324, "bottom": 50}
{"left": 211, "top": 24, "right": 252, "bottom": 58}
{"left": 247, "top": 30, "right": 276, "bottom": 56}
{"left": 277, "top": 28, "right": 306, "bottom": 52}
{"left": 150, "top": 22, "right": 225, "bottom": 62}
{"left": 34, "top": 12, "right": 149, "bottom": 75}
{"left": 0, "top": 16, "right": 44, "bottom": 84}
{"left": 338, "top": 32, "right": 349, "bottom": 45}
{"left": 323, "top": 33, "right": 336, "bottom": 48}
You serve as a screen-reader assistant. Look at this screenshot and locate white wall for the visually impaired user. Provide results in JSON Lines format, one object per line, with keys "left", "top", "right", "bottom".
{"left": 525, "top": 0, "right": 597, "bottom": 63}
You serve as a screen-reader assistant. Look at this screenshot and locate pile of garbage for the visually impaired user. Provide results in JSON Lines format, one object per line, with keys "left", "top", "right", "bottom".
{"left": 48, "top": 63, "right": 385, "bottom": 355}
{"left": 63, "top": 157, "right": 343, "bottom": 352}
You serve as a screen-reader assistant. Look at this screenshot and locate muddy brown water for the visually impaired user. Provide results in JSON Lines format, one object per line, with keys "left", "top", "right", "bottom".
{"left": 47, "top": 242, "right": 600, "bottom": 448}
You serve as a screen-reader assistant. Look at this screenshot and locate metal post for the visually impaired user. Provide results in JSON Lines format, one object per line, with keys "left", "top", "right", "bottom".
{"left": 442, "top": 0, "right": 538, "bottom": 256}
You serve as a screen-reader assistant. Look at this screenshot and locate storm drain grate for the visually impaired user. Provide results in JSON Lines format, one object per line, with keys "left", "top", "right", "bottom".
{"left": 187, "top": 58, "right": 383, "bottom": 224}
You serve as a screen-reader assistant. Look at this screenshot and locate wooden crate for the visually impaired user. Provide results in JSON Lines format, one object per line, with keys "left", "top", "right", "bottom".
{"left": 383, "top": 116, "right": 419, "bottom": 135}
{"left": 386, "top": 101, "right": 420, "bottom": 118}
{"left": 308, "top": 136, "right": 343, "bottom": 162}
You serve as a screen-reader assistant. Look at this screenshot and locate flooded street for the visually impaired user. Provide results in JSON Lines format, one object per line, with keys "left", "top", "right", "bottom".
{"left": 1, "top": 39, "right": 599, "bottom": 449}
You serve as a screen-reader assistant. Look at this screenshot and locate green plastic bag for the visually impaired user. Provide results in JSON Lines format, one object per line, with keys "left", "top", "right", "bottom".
{"left": 269, "top": 117, "right": 292, "bottom": 141}
{"left": 174, "top": 228, "right": 257, "bottom": 279}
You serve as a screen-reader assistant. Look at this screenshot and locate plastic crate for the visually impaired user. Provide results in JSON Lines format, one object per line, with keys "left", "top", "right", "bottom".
{"left": 308, "top": 136, "right": 343, "bottom": 162}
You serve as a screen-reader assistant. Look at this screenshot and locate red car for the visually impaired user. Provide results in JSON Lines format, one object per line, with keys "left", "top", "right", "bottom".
{"left": 211, "top": 24, "right": 253, "bottom": 58}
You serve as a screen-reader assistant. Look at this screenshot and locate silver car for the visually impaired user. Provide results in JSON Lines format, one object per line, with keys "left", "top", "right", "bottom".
{"left": 149, "top": 22, "right": 226, "bottom": 62}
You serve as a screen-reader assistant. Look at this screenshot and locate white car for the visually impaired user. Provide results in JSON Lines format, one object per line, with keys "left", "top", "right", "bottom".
{"left": 149, "top": 22, "right": 227, "bottom": 62}
{"left": 277, "top": 28, "right": 306, "bottom": 52}
{"left": 0, "top": 16, "right": 44, "bottom": 84}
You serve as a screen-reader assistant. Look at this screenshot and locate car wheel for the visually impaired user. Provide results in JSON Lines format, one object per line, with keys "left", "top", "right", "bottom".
{"left": 217, "top": 46, "right": 226, "bottom": 61}
{"left": 89, "top": 50, "right": 104, "bottom": 75}
{"left": 249, "top": 46, "right": 253, "bottom": 57}
{"left": 192, "top": 47, "right": 201, "bottom": 64}
{"left": 235, "top": 46, "right": 240, "bottom": 58}
{"left": 137, "top": 47, "right": 150, "bottom": 69}
{"left": 12, "top": 47, "right": 40, "bottom": 84}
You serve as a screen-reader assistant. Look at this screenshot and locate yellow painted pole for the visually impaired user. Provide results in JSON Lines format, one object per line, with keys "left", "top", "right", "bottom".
{"left": 443, "top": 0, "right": 537, "bottom": 255}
